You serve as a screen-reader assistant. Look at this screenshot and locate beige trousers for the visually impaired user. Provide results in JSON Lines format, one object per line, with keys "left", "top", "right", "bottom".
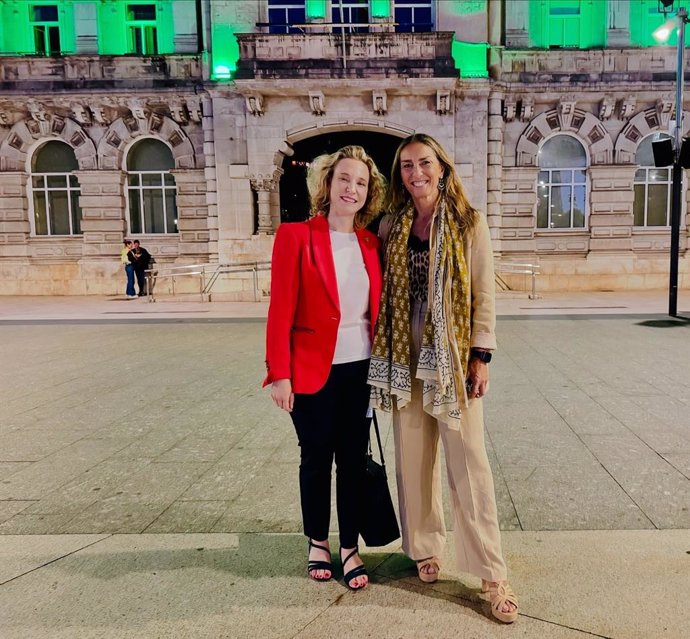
{"left": 392, "top": 301, "right": 508, "bottom": 582}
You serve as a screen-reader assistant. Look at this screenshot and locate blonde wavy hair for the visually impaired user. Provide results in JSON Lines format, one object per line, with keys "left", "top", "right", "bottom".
{"left": 307, "top": 145, "right": 386, "bottom": 229}
{"left": 387, "top": 133, "right": 480, "bottom": 235}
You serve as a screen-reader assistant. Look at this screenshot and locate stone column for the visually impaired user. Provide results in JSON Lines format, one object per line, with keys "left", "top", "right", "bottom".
{"left": 0, "top": 172, "right": 29, "bottom": 258}
{"left": 607, "top": 0, "right": 631, "bottom": 48}
{"left": 251, "top": 177, "right": 278, "bottom": 234}
{"left": 504, "top": 0, "right": 529, "bottom": 48}
{"left": 588, "top": 165, "right": 634, "bottom": 253}
{"left": 74, "top": 170, "right": 127, "bottom": 260}
{"left": 171, "top": 168, "right": 209, "bottom": 260}
{"left": 487, "top": 91, "right": 504, "bottom": 253}
{"left": 269, "top": 189, "right": 281, "bottom": 231}
{"left": 488, "top": 0, "right": 503, "bottom": 76}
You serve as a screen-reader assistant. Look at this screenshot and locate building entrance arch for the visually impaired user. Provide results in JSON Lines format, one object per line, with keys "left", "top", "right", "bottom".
{"left": 279, "top": 130, "right": 404, "bottom": 224}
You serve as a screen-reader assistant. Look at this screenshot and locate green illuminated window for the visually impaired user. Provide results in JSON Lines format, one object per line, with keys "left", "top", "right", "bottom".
{"left": 126, "top": 3, "right": 158, "bottom": 55}
{"left": 528, "top": 1, "right": 606, "bottom": 49}
{"left": 630, "top": 0, "right": 680, "bottom": 47}
{"left": 31, "top": 4, "right": 61, "bottom": 56}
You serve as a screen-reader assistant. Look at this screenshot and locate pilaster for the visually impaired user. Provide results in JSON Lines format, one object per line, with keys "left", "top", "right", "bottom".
{"left": 487, "top": 91, "right": 504, "bottom": 252}
{"left": 171, "top": 168, "right": 210, "bottom": 260}
{"left": 0, "top": 172, "right": 29, "bottom": 258}
{"left": 73, "top": 170, "right": 127, "bottom": 260}
{"left": 588, "top": 165, "right": 635, "bottom": 253}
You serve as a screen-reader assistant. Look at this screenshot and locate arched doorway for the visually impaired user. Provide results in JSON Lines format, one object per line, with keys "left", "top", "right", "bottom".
{"left": 280, "top": 130, "right": 402, "bottom": 225}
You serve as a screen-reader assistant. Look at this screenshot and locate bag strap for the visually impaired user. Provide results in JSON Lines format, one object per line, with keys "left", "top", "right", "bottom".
{"left": 368, "top": 409, "right": 386, "bottom": 468}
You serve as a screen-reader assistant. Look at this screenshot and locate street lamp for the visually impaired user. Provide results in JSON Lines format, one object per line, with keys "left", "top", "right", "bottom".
{"left": 652, "top": 0, "right": 688, "bottom": 317}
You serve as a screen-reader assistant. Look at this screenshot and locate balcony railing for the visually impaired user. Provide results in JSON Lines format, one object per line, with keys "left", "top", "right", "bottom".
{"left": 235, "top": 31, "right": 456, "bottom": 80}
{"left": 0, "top": 54, "right": 203, "bottom": 89}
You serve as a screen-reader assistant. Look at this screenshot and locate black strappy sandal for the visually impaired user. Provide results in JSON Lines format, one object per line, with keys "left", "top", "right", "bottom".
{"left": 341, "top": 547, "right": 368, "bottom": 591}
{"left": 307, "top": 539, "right": 332, "bottom": 581}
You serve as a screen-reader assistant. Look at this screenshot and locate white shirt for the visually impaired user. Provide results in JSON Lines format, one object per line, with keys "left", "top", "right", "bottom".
{"left": 330, "top": 230, "right": 371, "bottom": 364}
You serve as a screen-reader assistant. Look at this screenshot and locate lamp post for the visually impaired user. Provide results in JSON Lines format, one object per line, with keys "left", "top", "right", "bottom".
{"left": 653, "top": 4, "right": 688, "bottom": 317}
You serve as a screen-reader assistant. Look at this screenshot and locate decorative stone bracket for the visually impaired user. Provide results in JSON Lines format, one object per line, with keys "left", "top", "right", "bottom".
{"left": 503, "top": 96, "right": 516, "bottom": 122}
{"left": 599, "top": 97, "right": 615, "bottom": 121}
{"left": 372, "top": 91, "right": 387, "bottom": 116}
{"left": 519, "top": 97, "right": 534, "bottom": 122}
{"left": 436, "top": 90, "right": 451, "bottom": 115}
{"left": 619, "top": 96, "right": 636, "bottom": 120}
{"left": 246, "top": 94, "right": 265, "bottom": 117}
{"left": 309, "top": 91, "right": 326, "bottom": 116}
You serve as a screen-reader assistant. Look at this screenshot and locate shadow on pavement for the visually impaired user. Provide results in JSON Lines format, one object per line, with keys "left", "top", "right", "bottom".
{"left": 636, "top": 316, "right": 690, "bottom": 328}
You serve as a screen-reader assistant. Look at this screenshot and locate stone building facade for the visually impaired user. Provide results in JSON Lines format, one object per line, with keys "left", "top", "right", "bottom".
{"left": 0, "top": 1, "right": 688, "bottom": 295}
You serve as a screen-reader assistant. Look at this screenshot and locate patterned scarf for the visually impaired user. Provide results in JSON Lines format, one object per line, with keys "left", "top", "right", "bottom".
{"left": 368, "top": 198, "right": 471, "bottom": 429}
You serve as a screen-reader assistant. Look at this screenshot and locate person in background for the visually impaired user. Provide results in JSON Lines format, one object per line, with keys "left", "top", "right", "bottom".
{"left": 264, "top": 145, "right": 385, "bottom": 590}
{"left": 368, "top": 133, "right": 518, "bottom": 623}
{"left": 131, "top": 240, "right": 152, "bottom": 297}
{"left": 120, "top": 239, "right": 136, "bottom": 299}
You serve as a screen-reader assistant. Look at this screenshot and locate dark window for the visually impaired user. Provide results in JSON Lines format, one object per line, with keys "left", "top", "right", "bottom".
{"left": 127, "top": 139, "right": 178, "bottom": 234}
{"left": 31, "top": 141, "right": 82, "bottom": 236}
{"left": 30, "top": 4, "right": 61, "bottom": 55}
{"left": 127, "top": 4, "right": 156, "bottom": 21}
{"left": 126, "top": 4, "right": 158, "bottom": 54}
{"left": 395, "top": 1, "right": 432, "bottom": 33}
{"left": 268, "top": 0, "right": 306, "bottom": 34}
{"left": 332, "top": 0, "right": 369, "bottom": 33}
{"left": 32, "top": 5, "right": 58, "bottom": 22}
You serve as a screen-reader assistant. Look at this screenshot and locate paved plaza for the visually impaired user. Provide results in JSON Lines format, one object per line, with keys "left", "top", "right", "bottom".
{"left": 0, "top": 292, "right": 689, "bottom": 638}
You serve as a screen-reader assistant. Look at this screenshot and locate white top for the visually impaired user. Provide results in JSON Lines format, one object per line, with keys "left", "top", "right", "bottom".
{"left": 330, "top": 230, "right": 371, "bottom": 364}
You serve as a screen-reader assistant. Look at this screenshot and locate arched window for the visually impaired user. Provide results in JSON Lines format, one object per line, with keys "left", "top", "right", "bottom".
{"left": 633, "top": 134, "right": 672, "bottom": 227}
{"left": 127, "top": 139, "right": 178, "bottom": 234}
{"left": 537, "top": 135, "right": 587, "bottom": 229}
{"left": 30, "top": 141, "right": 82, "bottom": 236}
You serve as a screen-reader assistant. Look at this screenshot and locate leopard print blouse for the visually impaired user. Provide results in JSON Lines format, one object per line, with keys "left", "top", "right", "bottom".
{"left": 408, "top": 234, "right": 429, "bottom": 303}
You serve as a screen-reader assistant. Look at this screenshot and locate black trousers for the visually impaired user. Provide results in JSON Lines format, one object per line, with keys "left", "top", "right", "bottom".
{"left": 290, "top": 359, "right": 371, "bottom": 548}
{"left": 134, "top": 268, "right": 147, "bottom": 295}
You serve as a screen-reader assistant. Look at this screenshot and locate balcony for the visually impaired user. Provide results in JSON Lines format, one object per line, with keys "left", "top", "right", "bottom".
{"left": 235, "top": 32, "right": 457, "bottom": 80}
{"left": 0, "top": 54, "right": 203, "bottom": 91}
{"left": 499, "top": 48, "right": 679, "bottom": 84}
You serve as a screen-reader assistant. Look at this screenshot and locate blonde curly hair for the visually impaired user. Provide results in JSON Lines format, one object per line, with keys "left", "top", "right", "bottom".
{"left": 307, "top": 145, "right": 386, "bottom": 229}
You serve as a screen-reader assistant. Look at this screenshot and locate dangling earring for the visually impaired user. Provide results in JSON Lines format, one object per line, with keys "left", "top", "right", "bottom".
{"left": 437, "top": 176, "right": 445, "bottom": 191}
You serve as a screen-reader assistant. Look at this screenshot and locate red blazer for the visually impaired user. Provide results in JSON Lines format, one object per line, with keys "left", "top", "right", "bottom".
{"left": 263, "top": 214, "right": 382, "bottom": 394}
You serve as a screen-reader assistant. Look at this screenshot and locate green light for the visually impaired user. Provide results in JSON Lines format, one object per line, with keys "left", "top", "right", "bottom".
{"left": 370, "top": 0, "right": 391, "bottom": 19}
{"left": 632, "top": 0, "right": 682, "bottom": 47}
{"left": 306, "top": 0, "right": 327, "bottom": 20}
{"left": 211, "top": 21, "right": 239, "bottom": 81}
{"left": 452, "top": 40, "right": 488, "bottom": 78}
{"left": 213, "top": 65, "right": 232, "bottom": 79}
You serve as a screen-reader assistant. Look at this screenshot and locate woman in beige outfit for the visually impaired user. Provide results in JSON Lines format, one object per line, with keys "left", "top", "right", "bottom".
{"left": 368, "top": 133, "right": 518, "bottom": 623}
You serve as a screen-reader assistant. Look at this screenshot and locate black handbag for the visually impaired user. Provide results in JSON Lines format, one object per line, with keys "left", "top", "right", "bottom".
{"left": 360, "top": 410, "right": 401, "bottom": 547}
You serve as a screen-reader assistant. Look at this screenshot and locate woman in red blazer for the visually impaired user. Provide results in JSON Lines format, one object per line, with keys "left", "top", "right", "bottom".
{"left": 264, "top": 145, "right": 384, "bottom": 590}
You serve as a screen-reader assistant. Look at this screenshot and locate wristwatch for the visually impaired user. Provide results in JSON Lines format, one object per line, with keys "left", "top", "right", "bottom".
{"left": 470, "top": 349, "right": 492, "bottom": 364}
